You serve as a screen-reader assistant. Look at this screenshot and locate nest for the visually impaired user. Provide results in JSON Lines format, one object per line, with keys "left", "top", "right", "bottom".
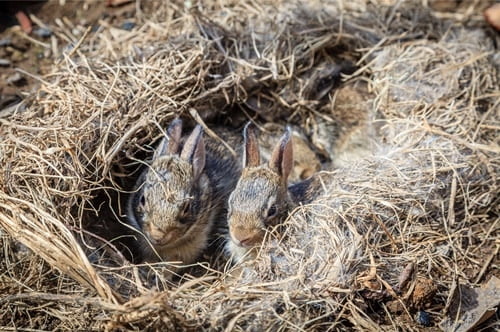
{"left": 1, "top": 0, "right": 498, "bottom": 330}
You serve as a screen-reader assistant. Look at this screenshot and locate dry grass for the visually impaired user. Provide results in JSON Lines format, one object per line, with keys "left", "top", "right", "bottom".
{"left": 0, "top": 0, "right": 498, "bottom": 330}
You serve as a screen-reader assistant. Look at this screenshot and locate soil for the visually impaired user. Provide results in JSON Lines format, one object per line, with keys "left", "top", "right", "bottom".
{"left": 0, "top": 0, "right": 135, "bottom": 113}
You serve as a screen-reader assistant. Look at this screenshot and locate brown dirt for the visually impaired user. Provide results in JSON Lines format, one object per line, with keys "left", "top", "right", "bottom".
{"left": 0, "top": 0, "right": 135, "bottom": 112}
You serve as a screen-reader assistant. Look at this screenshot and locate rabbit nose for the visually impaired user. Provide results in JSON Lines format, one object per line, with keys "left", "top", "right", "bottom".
{"left": 148, "top": 224, "right": 164, "bottom": 240}
{"left": 239, "top": 235, "right": 259, "bottom": 247}
{"left": 231, "top": 227, "right": 262, "bottom": 248}
{"left": 147, "top": 224, "right": 175, "bottom": 245}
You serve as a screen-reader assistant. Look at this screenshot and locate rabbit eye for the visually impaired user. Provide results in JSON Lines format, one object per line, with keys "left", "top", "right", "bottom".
{"left": 178, "top": 205, "right": 191, "bottom": 224}
{"left": 179, "top": 200, "right": 191, "bottom": 220}
{"left": 182, "top": 202, "right": 190, "bottom": 214}
{"left": 139, "top": 195, "right": 146, "bottom": 206}
{"left": 267, "top": 205, "right": 278, "bottom": 219}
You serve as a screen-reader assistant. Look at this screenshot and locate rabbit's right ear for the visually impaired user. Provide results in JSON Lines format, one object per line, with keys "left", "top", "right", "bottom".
{"left": 243, "top": 122, "right": 260, "bottom": 167}
{"left": 269, "top": 126, "right": 293, "bottom": 182}
{"left": 154, "top": 119, "right": 183, "bottom": 159}
{"left": 180, "top": 125, "right": 206, "bottom": 180}
{"left": 166, "top": 118, "right": 183, "bottom": 154}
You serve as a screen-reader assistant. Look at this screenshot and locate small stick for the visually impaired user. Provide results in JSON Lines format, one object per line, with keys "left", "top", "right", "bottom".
{"left": 15, "top": 29, "right": 50, "bottom": 48}
{"left": 29, "top": 14, "right": 49, "bottom": 29}
{"left": 372, "top": 213, "right": 398, "bottom": 251}
{"left": 474, "top": 244, "right": 499, "bottom": 284}
{"left": 103, "top": 118, "right": 148, "bottom": 174}
{"left": 378, "top": 277, "right": 399, "bottom": 300}
{"left": 443, "top": 277, "right": 458, "bottom": 315}
{"left": 67, "top": 26, "right": 92, "bottom": 58}
{"left": 448, "top": 176, "right": 457, "bottom": 227}
{"left": 396, "top": 262, "right": 415, "bottom": 293}
{"left": 189, "top": 108, "right": 237, "bottom": 157}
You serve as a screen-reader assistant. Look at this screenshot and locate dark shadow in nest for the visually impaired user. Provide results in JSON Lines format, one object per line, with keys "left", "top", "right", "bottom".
{"left": 80, "top": 175, "right": 142, "bottom": 265}
{"left": 0, "top": 1, "right": 46, "bottom": 33}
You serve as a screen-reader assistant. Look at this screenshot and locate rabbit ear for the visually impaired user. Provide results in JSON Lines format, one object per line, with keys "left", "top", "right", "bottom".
{"left": 167, "top": 118, "right": 183, "bottom": 154}
{"left": 180, "top": 125, "right": 206, "bottom": 180}
{"left": 153, "top": 137, "right": 169, "bottom": 160}
{"left": 269, "top": 126, "right": 293, "bottom": 182}
{"left": 243, "top": 122, "right": 260, "bottom": 167}
{"left": 154, "top": 119, "right": 183, "bottom": 159}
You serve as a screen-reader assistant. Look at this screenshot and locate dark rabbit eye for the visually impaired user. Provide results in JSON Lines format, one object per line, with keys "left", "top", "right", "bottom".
{"left": 267, "top": 205, "right": 278, "bottom": 218}
{"left": 179, "top": 200, "right": 191, "bottom": 221}
{"left": 178, "top": 196, "right": 195, "bottom": 224}
{"left": 140, "top": 194, "right": 146, "bottom": 206}
{"left": 182, "top": 201, "right": 190, "bottom": 214}
{"left": 178, "top": 205, "right": 191, "bottom": 224}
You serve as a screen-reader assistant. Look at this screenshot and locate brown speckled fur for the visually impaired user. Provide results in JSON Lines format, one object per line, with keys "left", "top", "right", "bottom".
{"left": 226, "top": 124, "right": 320, "bottom": 263}
{"left": 127, "top": 120, "right": 241, "bottom": 271}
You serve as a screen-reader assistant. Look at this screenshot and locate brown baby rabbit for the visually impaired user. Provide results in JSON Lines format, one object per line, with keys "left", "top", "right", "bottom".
{"left": 128, "top": 119, "right": 240, "bottom": 270}
{"left": 257, "top": 123, "right": 321, "bottom": 183}
{"left": 226, "top": 123, "right": 319, "bottom": 262}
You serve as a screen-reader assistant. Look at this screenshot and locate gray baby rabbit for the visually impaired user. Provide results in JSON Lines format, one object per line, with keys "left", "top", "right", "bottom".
{"left": 128, "top": 119, "right": 241, "bottom": 268}
{"left": 225, "top": 123, "right": 319, "bottom": 262}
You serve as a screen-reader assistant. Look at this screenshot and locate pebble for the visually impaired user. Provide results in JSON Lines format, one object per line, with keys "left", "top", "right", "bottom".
{"left": 415, "top": 310, "right": 431, "bottom": 327}
{"left": 63, "top": 43, "right": 76, "bottom": 54}
{"left": 6, "top": 73, "right": 23, "bottom": 85}
{"left": 0, "top": 38, "right": 11, "bottom": 47}
{"left": 132, "top": 45, "right": 144, "bottom": 58}
{"left": 0, "top": 59, "right": 11, "bottom": 67}
{"left": 121, "top": 21, "right": 136, "bottom": 31}
{"left": 33, "top": 27, "right": 53, "bottom": 38}
{"left": 10, "top": 50, "right": 24, "bottom": 62}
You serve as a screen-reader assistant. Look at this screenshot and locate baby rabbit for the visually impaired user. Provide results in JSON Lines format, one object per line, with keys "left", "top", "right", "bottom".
{"left": 127, "top": 119, "right": 240, "bottom": 269}
{"left": 257, "top": 123, "right": 321, "bottom": 183}
{"left": 226, "top": 123, "right": 319, "bottom": 262}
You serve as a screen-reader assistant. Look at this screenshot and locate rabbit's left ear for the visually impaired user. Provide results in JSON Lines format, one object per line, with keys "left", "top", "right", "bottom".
{"left": 180, "top": 125, "right": 206, "bottom": 180}
{"left": 154, "top": 118, "right": 183, "bottom": 159}
{"left": 269, "top": 126, "right": 293, "bottom": 182}
{"left": 243, "top": 122, "right": 260, "bottom": 168}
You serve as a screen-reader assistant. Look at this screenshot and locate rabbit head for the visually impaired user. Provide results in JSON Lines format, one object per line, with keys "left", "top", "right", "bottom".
{"left": 128, "top": 119, "right": 212, "bottom": 260}
{"left": 226, "top": 123, "right": 294, "bottom": 256}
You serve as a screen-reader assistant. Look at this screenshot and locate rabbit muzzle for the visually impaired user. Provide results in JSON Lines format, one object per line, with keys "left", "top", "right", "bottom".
{"left": 230, "top": 226, "right": 264, "bottom": 248}
{"left": 146, "top": 223, "right": 180, "bottom": 247}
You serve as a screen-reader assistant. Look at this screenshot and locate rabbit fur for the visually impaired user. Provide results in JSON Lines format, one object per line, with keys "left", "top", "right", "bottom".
{"left": 127, "top": 119, "right": 241, "bottom": 268}
{"left": 225, "top": 123, "right": 319, "bottom": 263}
